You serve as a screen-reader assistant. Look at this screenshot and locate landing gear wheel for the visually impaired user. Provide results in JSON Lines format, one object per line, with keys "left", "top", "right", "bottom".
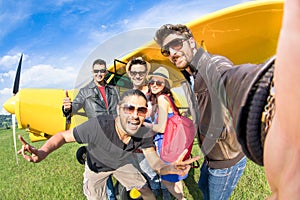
{"left": 76, "top": 146, "right": 87, "bottom": 165}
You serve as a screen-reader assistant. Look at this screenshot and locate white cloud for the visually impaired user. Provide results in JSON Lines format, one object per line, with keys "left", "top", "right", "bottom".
{"left": 0, "top": 70, "right": 16, "bottom": 84}
{"left": 0, "top": 87, "right": 12, "bottom": 95}
{"left": 0, "top": 53, "right": 24, "bottom": 70}
{"left": 21, "top": 64, "right": 79, "bottom": 89}
{"left": 0, "top": 63, "right": 80, "bottom": 115}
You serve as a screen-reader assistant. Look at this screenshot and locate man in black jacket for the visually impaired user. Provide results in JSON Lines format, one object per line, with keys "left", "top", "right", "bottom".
{"left": 63, "top": 59, "right": 119, "bottom": 118}
{"left": 62, "top": 58, "right": 120, "bottom": 200}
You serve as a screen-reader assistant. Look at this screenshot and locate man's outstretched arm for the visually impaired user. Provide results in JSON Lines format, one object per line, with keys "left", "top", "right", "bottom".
{"left": 18, "top": 129, "right": 75, "bottom": 163}
{"left": 264, "top": 0, "right": 300, "bottom": 199}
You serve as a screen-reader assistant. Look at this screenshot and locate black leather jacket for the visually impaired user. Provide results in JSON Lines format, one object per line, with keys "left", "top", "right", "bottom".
{"left": 63, "top": 80, "right": 120, "bottom": 120}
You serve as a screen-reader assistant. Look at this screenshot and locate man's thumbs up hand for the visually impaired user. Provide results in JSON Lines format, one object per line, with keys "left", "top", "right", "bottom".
{"left": 63, "top": 90, "right": 72, "bottom": 111}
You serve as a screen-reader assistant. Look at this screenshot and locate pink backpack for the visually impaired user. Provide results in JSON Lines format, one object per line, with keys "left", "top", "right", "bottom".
{"left": 160, "top": 95, "right": 196, "bottom": 163}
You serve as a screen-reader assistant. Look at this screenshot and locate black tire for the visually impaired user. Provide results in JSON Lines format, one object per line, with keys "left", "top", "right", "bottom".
{"left": 76, "top": 146, "right": 87, "bottom": 165}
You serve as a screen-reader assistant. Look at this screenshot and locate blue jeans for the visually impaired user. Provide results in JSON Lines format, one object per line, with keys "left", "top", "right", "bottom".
{"left": 198, "top": 156, "right": 246, "bottom": 200}
{"left": 106, "top": 175, "right": 116, "bottom": 200}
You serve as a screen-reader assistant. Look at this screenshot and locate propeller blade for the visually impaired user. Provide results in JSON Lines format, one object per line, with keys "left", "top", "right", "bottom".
{"left": 13, "top": 54, "right": 23, "bottom": 95}
{"left": 11, "top": 54, "right": 22, "bottom": 164}
{"left": 12, "top": 114, "right": 19, "bottom": 164}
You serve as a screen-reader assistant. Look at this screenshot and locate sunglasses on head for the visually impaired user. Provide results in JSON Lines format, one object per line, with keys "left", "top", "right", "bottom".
{"left": 121, "top": 104, "right": 148, "bottom": 116}
{"left": 161, "top": 38, "right": 188, "bottom": 57}
{"left": 148, "top": 80, "right": 164, "bottom": 87}
{"left": 131, "top": 59, "right": 146, "bottom": 65}
{"left": 93, "top": 69, "right": 107, "bottom": 74}
{"left": 130, "top": 70, "right": 147, "bottom": 77}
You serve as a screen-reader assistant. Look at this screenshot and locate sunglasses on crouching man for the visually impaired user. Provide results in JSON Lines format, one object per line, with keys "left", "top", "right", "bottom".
{"left": 121, "top": 104, "right": 148, "bottom": 116}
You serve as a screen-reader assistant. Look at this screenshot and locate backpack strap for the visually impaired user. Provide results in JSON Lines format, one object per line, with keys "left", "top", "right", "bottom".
{"left": 163, "top": 95, "right": 180, "bottom": 116}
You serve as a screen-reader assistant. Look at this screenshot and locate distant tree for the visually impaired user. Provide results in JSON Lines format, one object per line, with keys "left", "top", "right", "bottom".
{"left": 2, "top": 121, "right": 10, "bottom": 129}
{"left": 0, "top": 115, "right": 12, "bottom": 129}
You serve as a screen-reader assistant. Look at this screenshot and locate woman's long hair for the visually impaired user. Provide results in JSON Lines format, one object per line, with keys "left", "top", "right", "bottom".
{"left": 147, "top": 79, "right": 175, "bottom": 110}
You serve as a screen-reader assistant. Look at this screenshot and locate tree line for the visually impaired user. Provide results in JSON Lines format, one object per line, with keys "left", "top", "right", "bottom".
{"left": 0, "top": 115, "right": 12, "bottom": 129}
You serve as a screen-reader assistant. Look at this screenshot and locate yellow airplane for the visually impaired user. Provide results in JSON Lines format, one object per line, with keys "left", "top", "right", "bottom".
{"left": 3, "top": 0, "right": 283, "bottom": 143}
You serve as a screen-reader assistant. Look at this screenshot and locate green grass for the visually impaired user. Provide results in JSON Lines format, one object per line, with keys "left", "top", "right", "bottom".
{"left": 0, "top": 129, "right": 271, "bottom": 200}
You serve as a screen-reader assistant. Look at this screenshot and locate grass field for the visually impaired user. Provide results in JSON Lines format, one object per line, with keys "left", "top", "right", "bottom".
{"left": 0, "top": 128, "right": 271, "bottom": 200}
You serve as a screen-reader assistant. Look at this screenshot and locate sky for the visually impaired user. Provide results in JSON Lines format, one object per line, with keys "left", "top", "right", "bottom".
{"left": 0, "top": 0, "right": 252, "bottom": 115}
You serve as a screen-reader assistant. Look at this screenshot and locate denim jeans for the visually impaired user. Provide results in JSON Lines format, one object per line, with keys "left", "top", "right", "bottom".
{"left": 106, "top": 175, "right": 116, "bottom": 200}
{"left": 198, "top": 156, "right": 246, "bottom": 200}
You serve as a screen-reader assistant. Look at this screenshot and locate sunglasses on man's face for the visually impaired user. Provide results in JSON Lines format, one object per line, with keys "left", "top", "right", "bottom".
{"left": 161, "top": 38, "right": 188, "bottom": 57}
{"left": 93, "top": 69, "right": 107, "bottom": 74}
{"left": 121, "top": 104, "right": 148, "bottom": 116}
{"left": 148, "top": 80, "right": 164, "bottom": 87}
{"left": 130, "top": 70, "right": 147, "bottom": 77}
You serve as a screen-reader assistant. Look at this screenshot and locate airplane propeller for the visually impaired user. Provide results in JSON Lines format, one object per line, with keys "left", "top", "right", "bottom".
{"left": 13, "top": 54, "right": 22, "bottom": 95}
{"left": 10, "top": 53, "right": 23, "bottom": 164}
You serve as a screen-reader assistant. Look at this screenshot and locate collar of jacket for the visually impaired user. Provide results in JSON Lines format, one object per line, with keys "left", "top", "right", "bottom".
{"left": 180, "top": 47, "right": 205, "bottom": 84}
{"left": 190, "top": 47, "right": 206, "bottom": 74}
{"left": 88, "top": 80, "right": 108, "bottom": 89}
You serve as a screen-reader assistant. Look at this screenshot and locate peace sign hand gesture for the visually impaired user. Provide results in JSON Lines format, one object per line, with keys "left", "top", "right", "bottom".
{"left": 17, "top": 135, "right": 47, "bottom": 163}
